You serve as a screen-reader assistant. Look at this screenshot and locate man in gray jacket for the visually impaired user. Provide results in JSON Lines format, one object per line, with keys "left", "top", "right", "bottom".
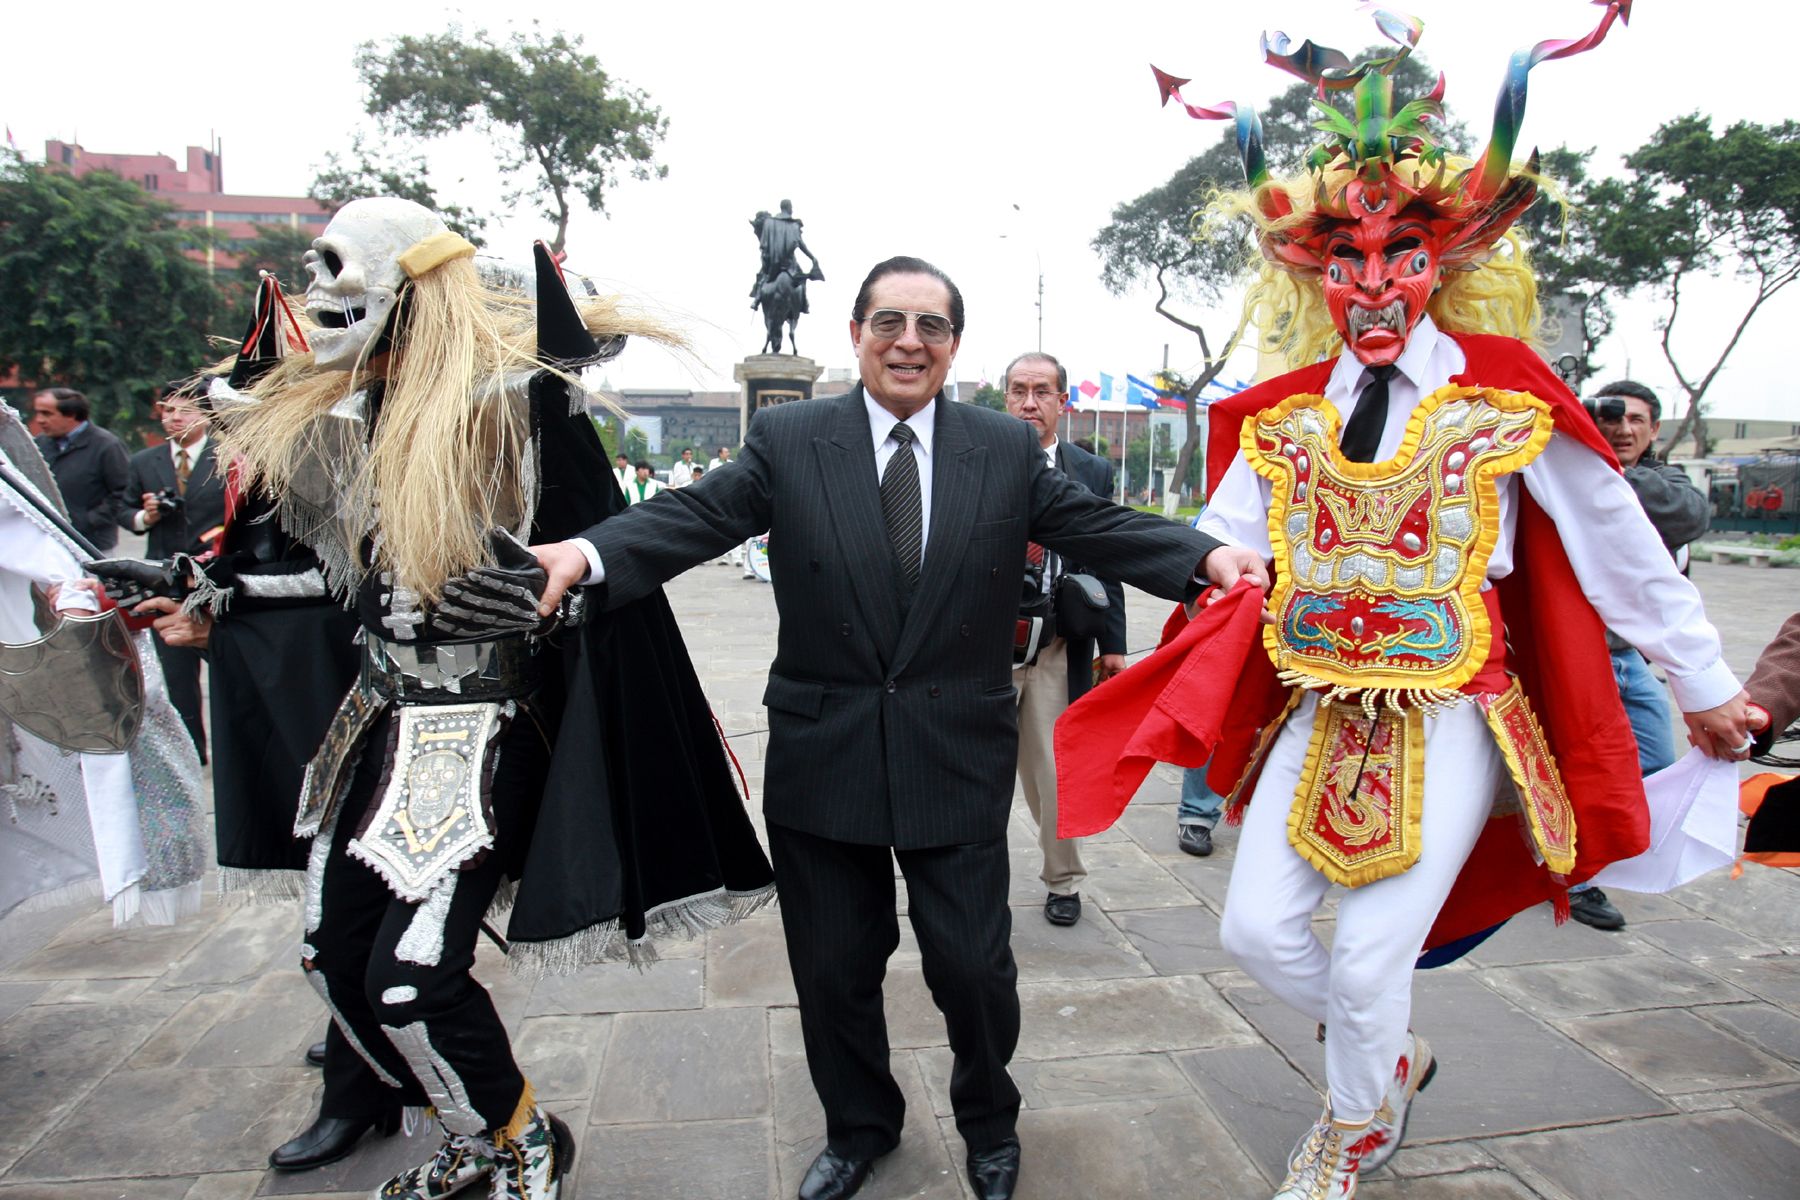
{"left": 1573, "top": 378, "right": 1711, "bottom": 929}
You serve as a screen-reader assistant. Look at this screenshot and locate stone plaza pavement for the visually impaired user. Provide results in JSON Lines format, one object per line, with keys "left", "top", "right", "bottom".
{"left": 0, "top": 558, "right": 1796, "bottom": 1200}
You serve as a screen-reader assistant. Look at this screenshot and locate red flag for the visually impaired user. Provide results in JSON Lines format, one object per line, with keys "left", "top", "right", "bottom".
{"left": 1078, "top": 380, "right": 1099, "bottom": 398}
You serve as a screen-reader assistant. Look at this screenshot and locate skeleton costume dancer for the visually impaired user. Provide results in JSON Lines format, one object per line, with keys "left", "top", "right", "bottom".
{"left": 1060, "top": 6, "right": 1754, "bottom": 1199}
{"left": 211, "top": 199, "right": 776, "bottom": 1200}
{"left": 93, "top": 290, "right": 390, "bottom": 1172}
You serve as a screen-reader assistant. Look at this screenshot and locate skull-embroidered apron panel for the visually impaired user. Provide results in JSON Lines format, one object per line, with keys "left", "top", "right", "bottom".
{"left": 1243, "top": 385, "right": 1553, "bottom": 705}
{"left": 346, "top": 701, "right": 509, "bottom": 901}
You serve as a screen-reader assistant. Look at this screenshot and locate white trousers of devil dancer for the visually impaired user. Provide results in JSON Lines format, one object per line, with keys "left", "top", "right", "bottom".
{"left": 1220, "top": 691, "right": 1503, "bottom": 1123}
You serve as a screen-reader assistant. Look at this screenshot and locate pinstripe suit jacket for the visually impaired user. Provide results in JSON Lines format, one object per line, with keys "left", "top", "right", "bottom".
{"left": 583, "top": 387, "right": 1220, "bottom": 849}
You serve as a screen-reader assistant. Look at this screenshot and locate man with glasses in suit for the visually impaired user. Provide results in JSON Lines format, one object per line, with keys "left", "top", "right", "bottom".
{"left": 528, "top": 256, "right": 1258, "bottom": 1200}
{"left": 118, "top": 381, "right": 227, "bottom": 759}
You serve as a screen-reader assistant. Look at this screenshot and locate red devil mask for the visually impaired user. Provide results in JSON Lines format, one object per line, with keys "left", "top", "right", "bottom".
{"left": 1319, "top": 182, "right": 1444, "bottom": 368}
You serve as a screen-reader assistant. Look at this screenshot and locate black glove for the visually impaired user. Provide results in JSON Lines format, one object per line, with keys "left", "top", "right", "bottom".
{"left": 87, "top": 557, "right": 187, "bottom": 609}
{"left": 428, "top": 529, "right": 552, "bottom": 641}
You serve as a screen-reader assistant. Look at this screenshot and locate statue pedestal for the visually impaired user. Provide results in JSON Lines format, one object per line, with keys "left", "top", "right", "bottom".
{"left": 734, "top": 354, "right": 823, "bottom": 443}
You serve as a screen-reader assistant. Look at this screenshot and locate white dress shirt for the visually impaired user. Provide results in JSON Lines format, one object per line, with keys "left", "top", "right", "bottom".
{"left": 669, "top": 460, "right": 696, "bottom": 488}
{"left": 574, "top": 392, "right": 939, "bottom": 585}
{"left": 1198, "top": 315, "right": 1738, "bottom": 712}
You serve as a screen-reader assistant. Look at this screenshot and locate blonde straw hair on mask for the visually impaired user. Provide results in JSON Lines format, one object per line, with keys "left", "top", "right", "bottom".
{"left": 217, "top": 257, "right": 676, "bottom": 604}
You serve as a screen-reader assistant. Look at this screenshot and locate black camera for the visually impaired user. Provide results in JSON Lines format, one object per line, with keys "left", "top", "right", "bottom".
{"left": 1583, "top": 395, "right": 1626, "bottom": 423}
{"left": 152, "top": 487, "right": 186, "bottom": 517}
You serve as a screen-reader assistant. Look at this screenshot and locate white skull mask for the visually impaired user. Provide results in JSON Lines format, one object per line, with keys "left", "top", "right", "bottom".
{"left": 303, "top": 198, "right": 448, "bottom": 372}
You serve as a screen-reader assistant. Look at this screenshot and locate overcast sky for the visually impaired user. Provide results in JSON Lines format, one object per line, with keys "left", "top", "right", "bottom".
{"left": 6, "top": 0, "right": 1796, "bottom": 422}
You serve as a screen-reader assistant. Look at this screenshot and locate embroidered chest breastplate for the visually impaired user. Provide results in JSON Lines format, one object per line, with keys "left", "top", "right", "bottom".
{"left": 1245, "top": 385, "right": 1553, "bottom": 708}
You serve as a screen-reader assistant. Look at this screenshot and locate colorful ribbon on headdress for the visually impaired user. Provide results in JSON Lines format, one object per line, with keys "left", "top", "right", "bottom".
{"left": 1469, "top": 0, "right": 1632, "bottom": 203}
{"left": 1152, "top": 68, "right": 1272, "bottom": 194}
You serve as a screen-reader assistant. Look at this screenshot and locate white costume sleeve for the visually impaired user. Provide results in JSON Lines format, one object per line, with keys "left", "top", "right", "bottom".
{"left": 1196, "top": 454, "right": 1274, "bottom": 557}
{"left": 0, "top": 498, "right": 97, "bottom": 614}
{"left": 1519, "top": 435, "right": 1738, "bottom": 712}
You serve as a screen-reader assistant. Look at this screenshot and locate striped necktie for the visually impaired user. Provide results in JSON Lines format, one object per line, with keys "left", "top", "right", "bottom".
{"left": 175, "top": 446, "right": 191, "bottom": 495}
{"left": 881, "top": 422, "right": 922, "bottom": 587}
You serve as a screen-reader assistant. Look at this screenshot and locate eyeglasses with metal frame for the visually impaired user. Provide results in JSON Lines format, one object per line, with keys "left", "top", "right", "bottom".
{"left": 862, "top": 309, "right": 956, "bottom": 344}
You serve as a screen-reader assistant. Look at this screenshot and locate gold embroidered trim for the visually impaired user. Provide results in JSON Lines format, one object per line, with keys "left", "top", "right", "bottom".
{"left": 1286, "top": 699, "right": 1426, "bottom": 888}
{"left": 1478, "top": 681, "right": 1577, "bottom": 875}
{"left": 1244, "top": 385, "right": 1553, "bottom": 706}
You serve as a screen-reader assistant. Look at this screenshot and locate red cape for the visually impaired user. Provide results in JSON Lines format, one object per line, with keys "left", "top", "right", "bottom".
{"left": 1058, "top": 334, "right": 1647, "bottom": 951}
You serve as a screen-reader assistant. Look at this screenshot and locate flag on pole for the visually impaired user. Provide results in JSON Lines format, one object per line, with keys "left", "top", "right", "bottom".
{"left": 1126, "top": 375, "right": 1162, "bottom": 408}
{"left": 1098, "top": 373, "right": 1115, "bottom": 405}
{"left": 1066, "top": 386, "right": 1079, "bottom": 410}
{"left": 1078, "top": 379, "right": 1099, "bottom": 399}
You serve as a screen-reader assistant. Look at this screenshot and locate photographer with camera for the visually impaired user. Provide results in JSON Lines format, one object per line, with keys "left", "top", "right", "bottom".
{"left": 1004, "top": 353, "right": 1128, "bottom": 928}
{"left": 1567, "top": 379, "right": 1712, "bottom": 930}
{"left": 118, "top": 382, "right": 227, "bottom": 758}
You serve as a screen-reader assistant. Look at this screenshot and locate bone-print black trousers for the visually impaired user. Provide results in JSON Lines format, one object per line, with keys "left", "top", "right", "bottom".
{"left": 303, "top": 708, "right": 542, "bottom": 1134}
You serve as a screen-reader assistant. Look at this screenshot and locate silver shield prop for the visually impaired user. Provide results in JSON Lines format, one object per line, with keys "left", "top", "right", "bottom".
{"left": 0, "top": 610, "right": 144, "bottom": 753}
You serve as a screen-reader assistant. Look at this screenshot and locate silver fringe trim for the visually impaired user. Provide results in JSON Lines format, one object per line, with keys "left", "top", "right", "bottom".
{"left": 504, "top": 883, "right": 777, "bottom": 980}
{"left": 216, "top": 866, "right": 305, "bottom": 904}
{"left": 383, "top": 1020, "right": 483, "bottom": 1135}
{"left": 395, "top": 873, "right": 458, "bottom": 968}
{"left": 180, "top": 570, "right": 232, "bottom": 619}
{"left": 113, "top": 879, "right": 203, "bottom": 928}
{"left": 303, "top": 964, "right": 403, "bottom": 1088}
{"left": 484, "top": 876, "right": 518, "bottom": 923}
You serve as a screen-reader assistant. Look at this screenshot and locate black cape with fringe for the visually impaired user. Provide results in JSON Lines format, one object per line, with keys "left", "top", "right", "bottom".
{"left": 473, "top": 371, "right": 774, "bottom": 972}
{"left": 207, "top": 490, "right": 361, "bottom": 882}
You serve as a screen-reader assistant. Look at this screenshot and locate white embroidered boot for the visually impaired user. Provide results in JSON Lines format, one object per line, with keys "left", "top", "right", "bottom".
{"left": 373, "top": 1111, "right": 495, "bottom": 1200}
{"left": 1356, "top": 1030, "right": 1437, "bottom": 1174}
{"left": 1273, "top": 1106, "right": 1371, "bottom": 1200}
{"left": 487, "top": 1096, "right": 574, "bottom": 1200}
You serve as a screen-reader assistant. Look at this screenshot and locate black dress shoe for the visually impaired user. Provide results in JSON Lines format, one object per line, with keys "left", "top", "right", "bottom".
{"left": 1568, "top": 886, "right": 1626, "bottom": 931}
{"left": 1178, "top": 823, "right": 1214, "bottom": 857}
{"left": 1044, "top": 892, "right": 1081, "bottom": 927}
{"left": 798, "top": 1147, "right": 875, "bottom": 1200}
{"left": 267, "top": 1110, "right": 401, "bottom": 1172}
{"left": 967, "top": 1137, "right": 1021, "bottom": 1200}
{"left": 304, "top": 1040, "right": 327, "bottom": 1068}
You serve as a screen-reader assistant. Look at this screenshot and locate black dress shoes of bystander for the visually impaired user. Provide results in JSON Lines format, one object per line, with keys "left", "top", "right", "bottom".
{"left": 267, "top": 1111, "right": 402, "bottom": 1171}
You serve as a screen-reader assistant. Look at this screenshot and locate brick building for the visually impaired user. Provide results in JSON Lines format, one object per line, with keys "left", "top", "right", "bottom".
{"left": 45, "top": 138, "right": 328, "bottom": 271}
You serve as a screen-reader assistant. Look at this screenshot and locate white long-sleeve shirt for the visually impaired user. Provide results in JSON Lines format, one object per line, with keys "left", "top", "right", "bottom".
{"left": 1198, "top": 316, "right": 1738, "bottom": 713}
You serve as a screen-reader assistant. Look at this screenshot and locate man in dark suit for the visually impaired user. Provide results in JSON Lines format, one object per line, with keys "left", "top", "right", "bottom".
{"left": 529, "top": 257, "right": 1262, "bottom": 1200}
{"left": 119, "top": 383, "right": 229, "bottom": 758}
{"left": 1001, "top": 352, "right": 1128, "bottom": 929}
{"left": 32, "top": 387, "right": 129, "bottom": 552}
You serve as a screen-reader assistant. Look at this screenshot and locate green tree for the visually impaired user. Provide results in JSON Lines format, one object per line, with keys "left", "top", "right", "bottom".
{"left": 0, "top": 154, "right": 219, "bottom": 431}
{"left": 354, "top": 25, "right": 668, "bottom": 254}
{"left": 1516, "top": 146, "right": 1621, "bottom": 390}
{"left": 1588, "top": 115, "right": 1800, "bottom": 455}
{"left": 1093, "top": 50, "right": 1464, "bottom": 492}
{"left": 309, "top": 133, "right": 489, "bottom": 244}
{"left": 969, "top": 382, "right": 1006, "bottom": 412}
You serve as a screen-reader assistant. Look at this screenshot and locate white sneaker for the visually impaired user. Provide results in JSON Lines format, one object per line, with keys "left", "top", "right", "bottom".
{"left": 1273, "top": 1107, "right": 1369, "bottom": 1200}
{"left": 1357, "top": 1031, "right": 1437, "bottom": 1174}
